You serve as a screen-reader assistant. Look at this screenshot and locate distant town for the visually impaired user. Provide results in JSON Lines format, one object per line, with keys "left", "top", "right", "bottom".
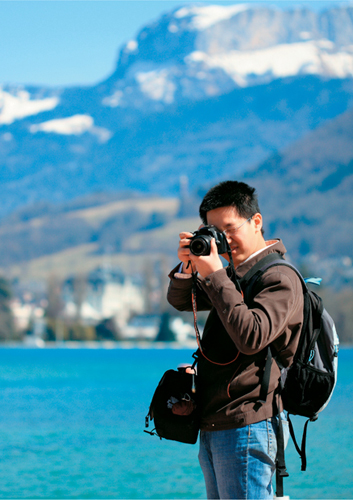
{"left": 3, "top": 263, "right": 198, "bottom": 347}
{"left": 1, "top": 249, "right": 352, "bottom": 346}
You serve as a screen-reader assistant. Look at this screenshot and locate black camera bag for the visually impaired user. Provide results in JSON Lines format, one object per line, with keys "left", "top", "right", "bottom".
{"left": 145, "top": 368, "right": 201, "bottom": 444}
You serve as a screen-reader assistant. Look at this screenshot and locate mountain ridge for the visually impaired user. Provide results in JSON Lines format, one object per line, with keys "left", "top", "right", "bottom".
{"left": 242, "top": 106, "right": 353, "bottom": 261}
{"left": 0, "top": 2, "right": 353, "bottom": 220}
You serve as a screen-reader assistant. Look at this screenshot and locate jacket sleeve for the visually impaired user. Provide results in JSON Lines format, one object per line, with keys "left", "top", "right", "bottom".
{"left": 199, "top": 266, "right": 303, "bottom": 355}
{"left": 167, "top": 264, "right": 213, "bottom": 312}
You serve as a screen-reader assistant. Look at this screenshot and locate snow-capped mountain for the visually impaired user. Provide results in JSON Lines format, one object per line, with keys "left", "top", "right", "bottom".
{"left": 101, "top": 3, "right": 353, "bottom": 108}
{"left": 1, "top": 3, "right": 353, "bottom": 217}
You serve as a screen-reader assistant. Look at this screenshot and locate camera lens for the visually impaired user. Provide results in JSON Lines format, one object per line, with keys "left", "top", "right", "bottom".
{"left": 190, "top": 236, "right": 210, "bottom": 256}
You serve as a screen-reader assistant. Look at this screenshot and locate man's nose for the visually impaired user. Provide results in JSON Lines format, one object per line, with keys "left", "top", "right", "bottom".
{"left": 225, "top": 232, "right": 232, "bottom": 244}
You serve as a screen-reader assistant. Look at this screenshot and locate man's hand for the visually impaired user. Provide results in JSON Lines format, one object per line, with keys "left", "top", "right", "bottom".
{"left": 177, "top": 232, "right": 224, "bottom": 277}
{"left": 190, "top": 238, "right": 223, "bottom": 278}
{"left": 171, "top": 399, "right": 196, "bottom": 416}
{"left": 177, "top": 231, "right": 195, "bottom": 274}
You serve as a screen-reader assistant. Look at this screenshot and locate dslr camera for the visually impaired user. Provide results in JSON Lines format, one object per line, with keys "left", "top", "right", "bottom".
{"left": 189, "top": 225, "right": 228, "bottom": 256}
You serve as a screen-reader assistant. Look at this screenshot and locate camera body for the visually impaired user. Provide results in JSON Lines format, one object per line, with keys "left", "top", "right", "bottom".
{"left": 189, "top": 225, "right": 228, "bottom": 256}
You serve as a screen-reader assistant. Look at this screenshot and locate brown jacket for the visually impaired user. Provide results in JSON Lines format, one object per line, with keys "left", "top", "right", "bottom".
{"left": 167, "top": 240, "right": 303, "bottom": 431}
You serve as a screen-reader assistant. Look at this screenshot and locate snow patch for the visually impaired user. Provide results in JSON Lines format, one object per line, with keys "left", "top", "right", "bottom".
{"left": 135, "top": 69, "right": 176, "bottom": 103}
{"left": 175, "top": 4, "right": 249, "bottom": 30}
{"left": 30, "top": 114, "right": 94, "bottom": 135}
{"left": 126, "top": 40, "right": 138, "bottom": 52}
{"left": 102, "top": 90, "right": 124, "bottom": 108}
{"left": 186, "top": 41, "right": 353, "bottom": 86}
{"left": 168, "top": 23, "right": 179, "bottom": 33}
{"left": 30, "top": 114, "right": 112, "bottom": 142}
{"left": 0, "top": 88, "right": 59, "bottom": 125}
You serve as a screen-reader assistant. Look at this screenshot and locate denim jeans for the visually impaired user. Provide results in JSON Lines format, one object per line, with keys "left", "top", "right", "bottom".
{"left": 198, "top": 412, "right": 289, "bottom": 500}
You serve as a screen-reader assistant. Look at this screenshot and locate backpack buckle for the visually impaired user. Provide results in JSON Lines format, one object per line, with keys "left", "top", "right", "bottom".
{"left": 277, "top": 464, "right": 289, "bottom": 478}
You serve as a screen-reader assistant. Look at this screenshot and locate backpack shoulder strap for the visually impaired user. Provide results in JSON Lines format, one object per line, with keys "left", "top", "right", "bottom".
{"left": 239, "top": 252, "right": 286, "bottom": 289}
{"left": 240, "top": 253, "right": 309, "bottom": 305}
{"left": 240, "top": 252, "right": 310, "bottom": 370}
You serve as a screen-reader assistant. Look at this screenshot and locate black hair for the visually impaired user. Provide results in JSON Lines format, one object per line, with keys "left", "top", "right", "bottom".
{"left": 199, "top": 180, "right": 261, "bottom": 225}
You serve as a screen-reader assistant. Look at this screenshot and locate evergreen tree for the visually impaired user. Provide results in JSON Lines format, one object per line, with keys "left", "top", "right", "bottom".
{"left": 0, "top": 277, "right": 16, "bottom": 341}
{"left": 155, "top": 312, "right": 176, "bottom": 342}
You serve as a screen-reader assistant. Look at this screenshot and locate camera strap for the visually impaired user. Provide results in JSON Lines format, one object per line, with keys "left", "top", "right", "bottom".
{"left": 190, "top": 263, "right": 240, "bottom": 367}
{"left": 224, "top": 239, "right": 243, "bottom": 294}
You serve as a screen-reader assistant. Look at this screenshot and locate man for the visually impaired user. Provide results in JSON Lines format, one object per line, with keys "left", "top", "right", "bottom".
{"left": 167, "top": 181, "right": 303, "bottom": 499}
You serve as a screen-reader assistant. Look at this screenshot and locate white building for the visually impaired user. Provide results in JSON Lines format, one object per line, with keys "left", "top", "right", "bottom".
{"left": 62, "top": 271, "right": 145, "bottom": 328}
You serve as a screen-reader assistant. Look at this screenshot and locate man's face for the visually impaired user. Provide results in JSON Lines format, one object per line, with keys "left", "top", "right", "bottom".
{"left": 206, "top": 206, "right": 264, "bottom": 267}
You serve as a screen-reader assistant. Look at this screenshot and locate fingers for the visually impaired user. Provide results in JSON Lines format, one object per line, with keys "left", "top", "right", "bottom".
{"left": 177, "top": 231, "right": 193, "bottom": 270}
{"left": 176, "top": 231, "right": 222, "bottom": 278}
{"left": 178, "top": 232, "right": 192, "bottom": 251}
{"left": 210, "top": 238, "right": 218, "bottom": 255}
{"left": 191, "top": 239, "right": 223, "bottom": 278}
{"left": 179, "top": 231, "right": 193, "bottom": 240}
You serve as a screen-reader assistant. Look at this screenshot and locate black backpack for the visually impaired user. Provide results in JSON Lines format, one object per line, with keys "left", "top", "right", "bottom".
{"left": 240, "top": 252, "right": 339, "bottom": 497}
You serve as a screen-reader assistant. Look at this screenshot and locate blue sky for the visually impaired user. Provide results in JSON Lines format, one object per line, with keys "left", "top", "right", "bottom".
{"left": 0, "top": 0, "right": 350, "bottom": 88}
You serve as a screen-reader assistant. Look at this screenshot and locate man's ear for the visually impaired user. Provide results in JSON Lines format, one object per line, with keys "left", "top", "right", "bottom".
{"left": 252, "top": 213, "right": 263, "bottom": 233}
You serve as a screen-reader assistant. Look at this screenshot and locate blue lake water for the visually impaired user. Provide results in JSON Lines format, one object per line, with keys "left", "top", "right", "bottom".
{"left": 0, "top": 346, "right": 352, "bottom": 499}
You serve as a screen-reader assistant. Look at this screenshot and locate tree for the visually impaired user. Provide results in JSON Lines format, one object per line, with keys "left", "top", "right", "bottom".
{"left": 0, "top": 277, "right": 16, "bottom": 341}
{"left": 45, "top": 275, "right": 64, "bottom": 341}
{"left": 72, "top": 273, "right": 87, "bottom": 323}
{"left": 155, "top": 312, "right": 176, "bottom": 342}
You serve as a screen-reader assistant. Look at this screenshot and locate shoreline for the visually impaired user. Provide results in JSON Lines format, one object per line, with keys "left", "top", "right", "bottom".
{"left": 1, "top": 340, "right": 352, "bottom": 350}
{"left": 0, "top": 340, "right": 198, "bottom": 349}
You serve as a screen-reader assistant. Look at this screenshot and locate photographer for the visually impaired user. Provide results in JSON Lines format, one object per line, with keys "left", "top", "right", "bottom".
{"left": 167, "top": 181, "right": 303, "bottom": 500}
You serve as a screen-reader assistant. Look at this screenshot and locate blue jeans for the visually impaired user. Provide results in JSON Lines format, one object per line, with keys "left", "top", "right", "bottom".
{"left": 198, "top": 413, "right": 289, "bottom": 500}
